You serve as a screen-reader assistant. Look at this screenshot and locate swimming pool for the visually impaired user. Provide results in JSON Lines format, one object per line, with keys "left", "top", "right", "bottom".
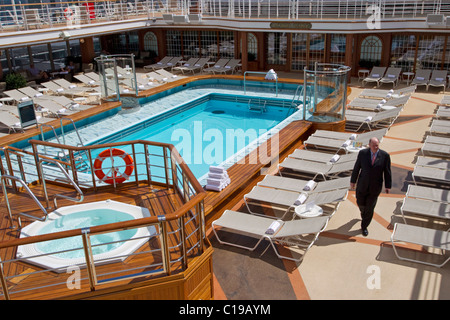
{"left": 87, "top": 93, "right": 290, "bottom": 182}
{"left": 6, "top": 78, "right": 332, "bottom": 185}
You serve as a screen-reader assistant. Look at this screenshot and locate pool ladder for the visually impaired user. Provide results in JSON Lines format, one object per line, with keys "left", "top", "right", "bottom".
{"left": 248, "top": 99, "right": 267, "bottom": 113}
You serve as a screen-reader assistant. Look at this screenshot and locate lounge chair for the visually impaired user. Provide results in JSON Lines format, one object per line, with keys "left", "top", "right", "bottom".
{"left": 304, "top": 128, "right": 388, "bottom": 153}
{"left": 430, "top": 119, "right": 450, "bottom": 136}
{"left": 212, "top": 210, "right": 330, "bottom": 262}
{"left": 358, "top": 85, "right": 416, "bottom": 99}
{"left": 427, "top": 70, "right": 448, "bottom": 91}
{"left": 278, "top": 157, "right": 355, "bottom": 180}
{"left": 74, "top": 74, "right": 99, "bottom": 86}
{"left": 440, "top": 95, "right": 450, "bottom": 106}
{"left": 345, "top": 107, "right": 402, "bottom": 131}
{"left": 257, "top": 175, "right": 350, "bottom": 194}
{"left": 348, "top": 95, "right": 410, "bottom": 111}
{"left": 213, "top": 59, "right": 241, "bottom": 74}
{"left": 156, "top": 68, "right": 185, "bottom": 81}
{"left": 436, "top": 106, "right": 450, "bottom": 119}
{"left": 52, "top": 79, "right": 95, "bottom": 94}
{"left": 309, "top": 129, "right": 359, "bottom": 141}
{"left": 406, "top": 184, "right": 450, "bottom": 203}
{"left": 415, "top": 156, "right": 450, "bottom": 170}
{"left": 0, "top": 111, "right": 23, "bottom": 133}
{"left": 411, "top": 69, "right": 431, "bottom": 88}
{"left": 41, "top": 81, "right": 85, "bottom": 97}
{"left": 421, "top": 135, "right": 450, "bottom": 158}
{"left": 288, "top": 149, "right": 358, "bottom": 164}
{"left": 377, "top": 67, "right": 402, "bottom": 88}
{"left": 244, "top": 186, "right": 348, "bottom": 219}
{"left": 400, "top": 196, "right": 450, "bottom": 224}
{"left": 172, "top": 58, "right": 199, "bottom": 73}
{"left": 145, "top": 71, "right": 169, "bottom": 83}
{"left": 412, "top": 165, "right": 450, "bottom": 187}
{"left": 362, "top": 67, "right": 386, "bottom": 87}
{"left": 203, "top": 59, "right": 231, "bottom": 74}
{"left": 174, "top": 57, "right": 209, "bottom": 74}
{"left": 4, "top": 89, "right": 31, "bottom": 104}
{"left": 391, "top": 223, "right": 450, "bottom": 267}
{"left": 85, "top": 72, "right": 100, "bottom": 82}
{"left": 188, "top": 14, "right": 202, "bottom": 23}
{"left": 143, "top": 56, "right": 173, "bottom": 71}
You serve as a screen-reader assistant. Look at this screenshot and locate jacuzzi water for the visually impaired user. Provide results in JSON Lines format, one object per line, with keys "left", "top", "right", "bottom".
{"left": 36, "top": 209, "right": 137, "bottom": 259}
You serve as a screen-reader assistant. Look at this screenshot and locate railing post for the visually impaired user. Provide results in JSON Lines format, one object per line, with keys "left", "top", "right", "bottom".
{"left": 81, "top": 228, "right": 97, "bottom": 291}
{"left": 0, "top": 257, "right": 10, "bottom": 300}
{"left": 158, "top": 216, "right": 171, "bottom": 276}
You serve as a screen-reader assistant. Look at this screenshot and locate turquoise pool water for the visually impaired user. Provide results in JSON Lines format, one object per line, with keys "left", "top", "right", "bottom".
{"left": 88, "top": 93, "right": 290, "bottom": 181}
{"left": 36, "top": 209, "right": 136, "bottom": 259}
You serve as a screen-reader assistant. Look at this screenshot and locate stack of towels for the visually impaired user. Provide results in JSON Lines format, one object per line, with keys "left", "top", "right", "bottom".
{"left": 205, "top": 166, "right": 231, "bottom": 191}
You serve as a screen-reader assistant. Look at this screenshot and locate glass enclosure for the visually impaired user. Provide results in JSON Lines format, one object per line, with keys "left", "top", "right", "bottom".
{"left": 303, "top": 63, "right": 351, "bottom": 122}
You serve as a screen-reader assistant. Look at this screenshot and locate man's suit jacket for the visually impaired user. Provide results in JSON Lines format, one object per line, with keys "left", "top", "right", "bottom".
{"left": 350, "top": 148, "right": 392, "bottom": 196}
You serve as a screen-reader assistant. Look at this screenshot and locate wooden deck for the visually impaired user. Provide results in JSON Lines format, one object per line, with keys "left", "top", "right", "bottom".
{"left": 0, "top": 119, "right": 312, "bottom": 299}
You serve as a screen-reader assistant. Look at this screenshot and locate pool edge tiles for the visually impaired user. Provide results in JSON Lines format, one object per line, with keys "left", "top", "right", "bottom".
{"left": 17, "top": 200, "right": 155, "bottom": 273}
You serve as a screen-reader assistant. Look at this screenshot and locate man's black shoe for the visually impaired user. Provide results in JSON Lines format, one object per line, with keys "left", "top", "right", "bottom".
{"left": 362, "top": 228, "right": 369, "bottom": 237}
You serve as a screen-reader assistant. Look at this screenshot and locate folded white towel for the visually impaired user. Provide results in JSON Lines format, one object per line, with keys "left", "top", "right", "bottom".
{"left": 208, "top": 172, "right": 227, "bottom": 180}
{"left": 371, "top": 74, "right": 379, "bottom": 77}
{"left": 34, "top": 93, "right": 43, "bottom": 97}
{"left": 69, "top": 84, "right": 77, "bottom": 89}
{"left": 365, "top": 116, "right": 373, "bottom": 122}
{"left": 138, "top": 85, "right": 145, "bottom": 90}
{"left": 209, "top": 166, "right": 226, "bottom": 173}
{"left": 330, "top": 154, "right": 340, "bottom": 163}
{"left": 225, "top": 66, "right": 231, "bottom": 69}
{"left": 381, "top": 99, "right": 387, "bottom": 104}
{"left": 123, "top": 89, "right": 129, "bottom": 93}
{"left": 205, "top": 183, "right": 225, "bottom": 191}
{"left": 417, "top": 77, "right": 424, "bottom": 80}
{"left": 184, "top": 64, "right": 190, "bottom": 66}
{"left": 342, "top": 139, "right": 352, "bottom": 148}
{"left": 88, "top": 80, "right": 95, "bottom": 85}
{"left": 206, "top": 178, "right": 222, "bottom": 186}
{"left": 387, "top": 74, "right": 396, "bottom": 78}
{"left": 349, "top": 133, "right": 357, "bottom": 140}
{"left": 162, "top": 77, "right": 168, "bottom": 81}
{"left": 303, "top": 180, "right": 317, "bottom": 191}
{"left": 167, "top": 63, "right": 173, "bottom": 66}
{"left": 294, "top": 193, "right": 308, "bottom": 205}
{"left": 57, "top": 108, "right": 67, "bottom": 113}
{"left": 214, "top": 65, "right": 221, "bottom": 68}
{"left": 194, "top": 64, "right": 200, "bottom": 66}
{"left": 386, "top": 93, "right": 392, "bottom": 98}
{"left": 265, "top": 220, "right": 282, "bottom": 235}
{"left": 435, "top": 77, "right": 444, "bottom": 81}
{"left": 57, "top": 88, "right": 64, "bottom": 92}
{"left": 157, "top": 62, "right": 162, "bottom": 65}
{"left": 388, "top": 89, "right": 394, "bottom": 93}
{"left": 376, "top": 103, "right": 383, "bottom": 109}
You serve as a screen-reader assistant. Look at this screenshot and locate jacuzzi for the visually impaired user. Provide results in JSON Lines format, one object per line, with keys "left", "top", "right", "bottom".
{"left": 17, "top": 200, "right": 155, "bottom": 272}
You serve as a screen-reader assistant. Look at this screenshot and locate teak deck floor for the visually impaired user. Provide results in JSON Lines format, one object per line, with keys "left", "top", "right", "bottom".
{"left": 0, "top": 120, "right": 312, "bottom": 300}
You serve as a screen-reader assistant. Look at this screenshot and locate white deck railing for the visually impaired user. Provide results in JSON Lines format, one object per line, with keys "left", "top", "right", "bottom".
{"left": 1, "top": 0, "right": 449, "bottom": 32}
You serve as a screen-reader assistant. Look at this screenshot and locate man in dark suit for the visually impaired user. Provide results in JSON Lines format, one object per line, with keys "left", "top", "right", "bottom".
{"left": 350, "top": 137, "right": 391, "bottom": 237}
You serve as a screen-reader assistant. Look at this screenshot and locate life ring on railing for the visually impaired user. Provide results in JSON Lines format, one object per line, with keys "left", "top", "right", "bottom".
{"left": 93, "top": 148, "right": 134, "bottom": 185}
{"left": 64, "top": 7, "right": 74, "bottom": 20}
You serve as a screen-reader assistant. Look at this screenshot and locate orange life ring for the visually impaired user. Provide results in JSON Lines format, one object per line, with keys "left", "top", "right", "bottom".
{"left": 64, "top": 7, "right": 73, "bottom": 20}
{"left": 93, "top": 148, "right": 134, "bottom": 185}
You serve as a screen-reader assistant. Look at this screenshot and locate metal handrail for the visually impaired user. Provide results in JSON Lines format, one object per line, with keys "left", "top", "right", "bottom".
{"left": 243, "top": 71, "right": 278, "bottom": 96}
{"left": 0, "top": 174, "right": 48, "bottom": 229}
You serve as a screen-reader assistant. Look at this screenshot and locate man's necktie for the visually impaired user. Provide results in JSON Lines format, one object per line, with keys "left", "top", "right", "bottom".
{"left": 371, "top": 153, "right": 376, "bottom": 165}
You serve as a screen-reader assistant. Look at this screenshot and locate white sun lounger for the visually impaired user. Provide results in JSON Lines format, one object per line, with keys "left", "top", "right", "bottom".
{"left": 244, "top": 186, "right": 348, "bottom": 219}
{"left": 348, "top": 95, "right": 409, "bottom": 111}
{"left": 391, "top": 223, "right": 450, "bottom": 267}
{"left": 427, "top": 70, "right": 448, "bottom": 91}
{"left": 345, "top": 107, "right": 402, "bottom": 131}
{"left": 412, "top": 165, "right": 450, "bottom": 187}
{"left": 358, "top": 85, "right": 416, "bottom": 99}
{"left": 143, "top": 56, "right": 173, "bottom": 71}
{"left": 288, "top": 149, "right": 358, "bottom": 164}
{"left": 362, "top": 67, "right": 386, "bottom": 87}
{"left": 175, "top": 57, "right": 210, "bottom": 74}
{"left": 400, "top": 196, "right": 450, "bottom": 223}
{"left": 304, "top": 128, "right": 388, "bottom": 152}
{"left": 430, "top": 119, "right": 450, "bottom": 136}
{"left": 411, "top": 69, "right": 431, "bottom": 88}
{"left": 172, "top": 58, "right": 199, "bottom": 73}
{"left": 212, "top": 210, "right": 330, "bottom": 262}
{"left": 406, "top": 184, "right": 450, "bottom": 203}
{"left": 440, "top": 95, "right": 450, "bottom": 106}
{"left": 421, "top": 138, "right": 450, "bottom": 158}
{"left": 257, "top": 175, "right": 350, "bottom": 194}
{"left": 203, "top": 59, "right": 231, "bottom": 74}
{"left": 415, "top": 156, "right": 450, "bottom": 170}
{"left": 436, "top": 106, "right": 450, "bottom": 119}
{"left": 213, "top": 59, "right": 241, "bottom": 74}
{"left": 378, "top": 67, "right": 402, "bottom": 88}
{"left": 278, "top": 157, "right": 355, "bottom": 180}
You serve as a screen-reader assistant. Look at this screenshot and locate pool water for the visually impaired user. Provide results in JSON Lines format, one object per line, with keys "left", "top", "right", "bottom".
{"left": 89, "top": 95, "right": 289, "bottom": 180}
{"left": 36, "top": 209, "right": 137, "bottom": 259}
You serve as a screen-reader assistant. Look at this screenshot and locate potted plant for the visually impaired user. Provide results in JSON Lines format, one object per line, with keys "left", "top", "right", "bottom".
{"left": 5, "top": 72, "right": 27, "bottom": 90}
